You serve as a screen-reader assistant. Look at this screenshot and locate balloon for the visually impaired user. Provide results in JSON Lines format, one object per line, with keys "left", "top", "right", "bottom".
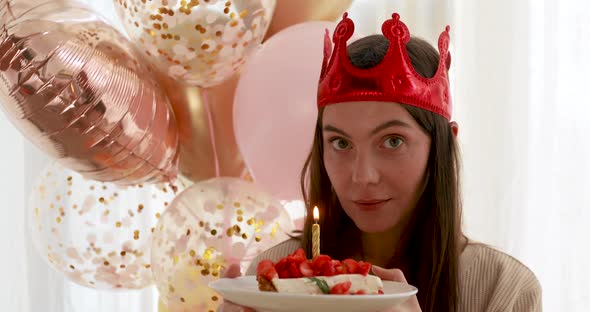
{"left": 151, "top": 177, "right": 294, "bottom": 310}
{"left": 264, "top": 0, "right": 353, "bottom": 41}
{"left": 113, "top": 0, "right": 276, "bottom": 87}
{"left": 0, "top": 1, "right": 179, "bottom": 185}
{"left": 234, "top": 22, "right": 345, "bottom": 200}
{"left": 29, "top": 162, "right": 187, "bottom": 290}
{"left": 158, "top": 73, "right": 251, "bottom": 183}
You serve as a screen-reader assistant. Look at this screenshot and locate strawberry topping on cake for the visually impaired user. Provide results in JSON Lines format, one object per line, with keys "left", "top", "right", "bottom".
{"left": 255, "top": 248, "right": 384, "bottom": 295}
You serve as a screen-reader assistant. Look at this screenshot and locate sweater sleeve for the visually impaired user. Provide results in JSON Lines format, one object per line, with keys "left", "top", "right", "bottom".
{"left": 513, "top": 281, "right": 542, "bottom": 312}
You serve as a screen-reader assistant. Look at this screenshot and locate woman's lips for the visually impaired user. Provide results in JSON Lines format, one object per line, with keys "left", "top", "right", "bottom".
{"left": 352, "top": 198, "right": 391, "bottom": 211}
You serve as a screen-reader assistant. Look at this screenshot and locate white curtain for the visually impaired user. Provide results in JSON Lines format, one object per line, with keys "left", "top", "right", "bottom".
{"left": 1, "top": 0, "right": 588, "bottom": 311}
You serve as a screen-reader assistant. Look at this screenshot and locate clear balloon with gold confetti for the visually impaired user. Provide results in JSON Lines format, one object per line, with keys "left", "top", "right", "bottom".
{"left": 151, "top": 177, "right": 294, "bottom": 311}
{"left": 113, "top": 0, "right": 276, "bottom": 87}
{"left": 29, "top": 162, "right": 187, "bottom": 290}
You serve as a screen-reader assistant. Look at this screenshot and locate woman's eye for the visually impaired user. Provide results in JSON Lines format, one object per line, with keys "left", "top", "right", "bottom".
{"left": 383, "top": 137, "right": 403, "bottom": 149}
{"left": 330, "top": 138, "right": 351, "bottom": 150}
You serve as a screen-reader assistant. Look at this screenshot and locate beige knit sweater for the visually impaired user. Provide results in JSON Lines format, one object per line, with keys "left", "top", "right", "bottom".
{"left": 244, "top": 239, "right": 542, "bottom": 312}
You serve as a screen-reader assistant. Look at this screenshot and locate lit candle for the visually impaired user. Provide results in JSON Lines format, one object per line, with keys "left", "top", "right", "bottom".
{"left": 312, "top": 206, "right": 320, "bottom": 259}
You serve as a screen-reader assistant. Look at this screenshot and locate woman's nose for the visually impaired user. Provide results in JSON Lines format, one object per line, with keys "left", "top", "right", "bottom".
{"left": 351, "top": 153, "right": 380, "bottom": 185}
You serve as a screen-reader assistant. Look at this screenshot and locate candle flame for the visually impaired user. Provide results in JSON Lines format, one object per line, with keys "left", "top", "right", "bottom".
{"left": 313, "top": 206, "right": 319, "bottom": 222}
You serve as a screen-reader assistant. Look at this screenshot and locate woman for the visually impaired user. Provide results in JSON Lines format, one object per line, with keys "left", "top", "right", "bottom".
{"left": 220, "top": 13, "right": 541, "bottom": 312}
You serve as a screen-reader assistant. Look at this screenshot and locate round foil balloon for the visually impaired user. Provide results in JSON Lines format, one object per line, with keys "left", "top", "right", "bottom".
{"left": 30, "top": 162, "right": 187, "bottom": 290}
{"left": 113, "top": 0, "right": 276, "bottom": 87}
{"left": 151, "top": 177, "right": 294, "bottom": 311}
{"left": 264, "top": 0, "right": 353, "bottom": 40}
{"left": 0, "top": 1, "right": 179, "bottom": 185}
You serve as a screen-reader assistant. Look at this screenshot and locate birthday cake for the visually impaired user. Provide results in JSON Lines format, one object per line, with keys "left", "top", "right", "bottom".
{"left": 256, "top": 248, "right": 383, "bottom": 295}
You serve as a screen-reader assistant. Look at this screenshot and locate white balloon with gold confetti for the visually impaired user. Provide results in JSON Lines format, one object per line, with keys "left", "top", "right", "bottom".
{"left": 151, "top": 177, "right": 294, "bottom": 311}
{"left": 113, "top": 0, "right": 276, "bottom": 87}
{"left": 29, "top": 162, "right": 187, "bottom": 290}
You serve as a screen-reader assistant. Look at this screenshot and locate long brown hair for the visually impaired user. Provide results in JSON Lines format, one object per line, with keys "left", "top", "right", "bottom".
{"left": 298, "top": 35, "right": 462, "bottom": 312}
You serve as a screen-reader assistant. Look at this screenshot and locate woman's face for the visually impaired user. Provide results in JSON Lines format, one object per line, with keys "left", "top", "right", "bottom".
{"left": 322, "top": 101, "right": 431, "bottom": 233}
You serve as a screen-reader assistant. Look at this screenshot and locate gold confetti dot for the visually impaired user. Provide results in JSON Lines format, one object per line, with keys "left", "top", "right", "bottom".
{"left": 155, "top": 213, "right": 161, "bottom": 219}
{"left": 73, "top": 204, "right": 78, "bottom": 209}
{"left": 169, "top": 285, "right": 175, "bottom": 293}
{"left": 201, "top": 269, "right": 210, "bottom": 276}
{"left": 120, "top": 264, "right": 126, "bottom": 268}
{"left": 69, "top": 265, "right": 75, "bottom": 270}
{"left": 56, "top": 217, "right": 62, "bottom": 223}
{"left": 151, "top": 227, "right": 155, "bottom": 233}
{"left": 116, "top": 221, "right": 122, "bottom": 228}
{"left": 103, "top": 210, "right": 110, "bottom": 216}
{"left": 189, "top": 250, "right": 196, "bottom": 257}
{"left": 242, "top": 233, "right": 248, "bottom": 239}
{"left": 138, "top": 204, "right": 144, "bottom": 213}
{"left": 134, "top": 230, "right": 140, "bottom": 240}
{"left": 121, "top": 251, "right": 126, "bottom": 256}
{"left": 199, "top": 221, "right": 205, "bottom": 227}
{"left": 234, "top": 202, "right": 241, "bottom": 208}
{"left": 67, "top": 191, "right": 72, "bottom": 196}
{"left": 216, "top": 204, "right": 223, "bottom": 210}
{"left": 186, "top": 229, "right": 191, "bottom": 236}
{"left": 90, "top": 186, "right": 95, "bottom": 190}
{"left": 255, "top": 236, "right": 261, "bottom": 242}
{"left": 67, "top": 176, "right": 72, "bottom": 181}
{"left": 237, "top": 216, "right": 243, "bottom": 222}
{"left": 104, "top": 261, "right": 110, "bottom": 266}
{"left": 180, "top": 297, "right": 185, "bottom": 303}
{"left": 211, "top": 229, "right": 217, "bottom": 235}
{"left": 236, "top": 209, "right": 243, "bottom": 215}
{"left": 233, "top": 225, "right": 241, "bottom": 233}
{"left": 144, "top": 264, "right": 151, "bottom": 269}
{"left": 212, "top": 295, "right": 219, "bottom": 301}
{"left": 99, "top": 197, "right": 106, "bottom": 204}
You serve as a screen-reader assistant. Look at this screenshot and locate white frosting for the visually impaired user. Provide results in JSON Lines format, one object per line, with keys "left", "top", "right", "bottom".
{"left": 271, "top": 274, "right": 383, "bottom": 294}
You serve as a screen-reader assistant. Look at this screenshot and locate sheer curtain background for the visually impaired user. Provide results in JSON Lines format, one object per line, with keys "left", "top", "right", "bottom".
{"left": 1, "top": 0, "right": 588, "bottom": 311}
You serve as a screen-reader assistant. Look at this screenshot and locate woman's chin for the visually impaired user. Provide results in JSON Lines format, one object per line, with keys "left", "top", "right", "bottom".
{"left": 353, "top": 219, "right": 394, "bottom": 233}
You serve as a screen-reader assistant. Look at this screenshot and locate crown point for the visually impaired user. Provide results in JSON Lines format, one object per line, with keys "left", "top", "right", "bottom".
{"left": 342, "top": 12, "right": 349, "bottom": 19}
{"left": 445, "top": 25, "right": 451, "bottom": 32}
{"left": 392, "top": 13, "right": 400, "bottom": 21}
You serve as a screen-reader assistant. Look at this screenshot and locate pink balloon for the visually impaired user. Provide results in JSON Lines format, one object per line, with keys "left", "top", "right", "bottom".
{"left": 234, "top": 22, "right": 339, "bottom": 201}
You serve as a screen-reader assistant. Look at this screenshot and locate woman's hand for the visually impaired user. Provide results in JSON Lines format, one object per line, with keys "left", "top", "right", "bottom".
{"left": 372, "top": 266, "right": 422, "bottom": 312}
{"left": 216, "top": 264, "right": 255, "bottom": 312}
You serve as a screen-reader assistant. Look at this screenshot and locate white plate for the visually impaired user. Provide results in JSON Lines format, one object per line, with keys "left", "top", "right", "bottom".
{"left": 209, "top": 276, "right": 418, "bottom": 312}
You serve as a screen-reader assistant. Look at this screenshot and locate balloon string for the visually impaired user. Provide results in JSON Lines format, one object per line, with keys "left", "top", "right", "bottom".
{"left": 202, "top": 89, "right": 220, "bottom": 178}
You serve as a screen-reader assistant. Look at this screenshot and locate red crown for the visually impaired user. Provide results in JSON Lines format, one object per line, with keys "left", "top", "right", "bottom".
{"left": 317, "top": 13, "right": 452, "bottom": 120}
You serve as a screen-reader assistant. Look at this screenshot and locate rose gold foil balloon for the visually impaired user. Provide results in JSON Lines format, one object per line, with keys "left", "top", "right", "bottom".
{"left": 0, "top": 0, "right": 179, "bottom": 185}
{"left": 158, "top": 73, "right": 251, "bottom": 183}
{"left": 30, "top": 162, "right": 187, "bottom": 290}
{"left": 113, "top": 0, "right": 276, "bottom": 87}
{"left": 264, "top": 0, "right": 353, "bottom": 41}
{"left": 151, "top": 177, "right": 294, "bottom": 310}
